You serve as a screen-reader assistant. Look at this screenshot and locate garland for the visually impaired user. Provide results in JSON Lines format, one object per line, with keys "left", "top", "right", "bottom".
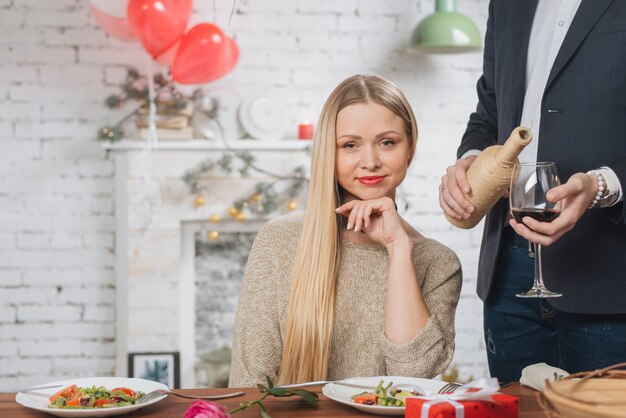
{"left": 98, "top": 68, "right": 309, "bottom": 237}
{"left": 182, "top": 120, "right": 309, "bottom": 224}
{"left": 98, "top": 68, "right": 188, "bottom": 141}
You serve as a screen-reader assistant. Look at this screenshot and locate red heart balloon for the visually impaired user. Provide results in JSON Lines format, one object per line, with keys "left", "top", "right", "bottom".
{"left": 127, "top": 0, "right": 192, "bottom": 59}
{"left": 155, "top": 41, "right": 179, "bottom": 66}
{"left": 224, "top": 37, "right": 239, "bottom": 71}
{"left": 171, "top": 23, "right": 239, "bottom": 84}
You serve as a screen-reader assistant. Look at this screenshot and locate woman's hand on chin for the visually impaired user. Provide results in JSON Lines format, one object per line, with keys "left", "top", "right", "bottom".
{"left": 335, "top": 196, "right": 409, "bottom": 246}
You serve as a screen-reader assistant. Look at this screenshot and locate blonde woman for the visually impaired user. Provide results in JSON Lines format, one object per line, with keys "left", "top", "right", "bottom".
{"left": 229, "top": 75, "right": 462, "bottom": 387}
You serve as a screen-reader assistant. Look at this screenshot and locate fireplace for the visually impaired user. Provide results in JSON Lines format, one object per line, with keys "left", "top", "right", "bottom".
{"left": 105, "top": 140, "right": 309, "bottom": 387}
{"left": 183, "top": 219, "right": 264, "bottom": 388}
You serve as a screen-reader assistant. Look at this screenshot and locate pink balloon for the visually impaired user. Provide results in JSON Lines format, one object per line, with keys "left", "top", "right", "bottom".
{"left": 127, "top": 0, "right": 192, "bottom": 59}
{"left": 171, "top": 23, "right": 239, "bottom": 84}
{"left": 89, "top": 0, "right": 127, "bottom": 18}
{"left": 91, "top": 5, "right": 136, "bottom": 42}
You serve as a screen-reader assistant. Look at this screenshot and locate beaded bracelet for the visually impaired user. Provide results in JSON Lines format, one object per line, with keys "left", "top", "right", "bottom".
{"left": 586, "top": 170, "right": 606, "bottom": 209}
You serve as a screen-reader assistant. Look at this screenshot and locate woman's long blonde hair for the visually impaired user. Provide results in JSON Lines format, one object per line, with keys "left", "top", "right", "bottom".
{"left": 278, "top": 75, "right": 418, "bottom": 384}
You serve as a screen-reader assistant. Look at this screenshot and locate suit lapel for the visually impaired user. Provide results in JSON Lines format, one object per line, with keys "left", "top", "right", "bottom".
{"left": 545, "top": 0, "right": 614, "bottom": 90}
{"left": 509, "top": 0, "right": 538, "bottom": 128}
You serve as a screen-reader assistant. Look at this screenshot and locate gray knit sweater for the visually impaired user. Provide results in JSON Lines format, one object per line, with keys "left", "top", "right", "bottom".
{"left": 229, "top": 211, "right": 462, "bottom": 387}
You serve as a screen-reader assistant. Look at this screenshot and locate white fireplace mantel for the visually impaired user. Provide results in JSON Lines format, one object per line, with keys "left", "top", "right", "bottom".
{"left": 103, "top": 139, "right": 311, "bottom": 152}
{"left": 105, "top": 140, "right": 309, "bottom": 387}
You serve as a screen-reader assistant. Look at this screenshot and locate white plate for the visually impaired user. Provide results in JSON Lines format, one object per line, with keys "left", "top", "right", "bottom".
{"left": 15, "top": 377, "right": 169, "bottom": 417}
{"left": 238, "top": 93, "right": 285, "bottom": 140}
{"left": 201, "top": 86, "right": 245, "bottom": 141}
{"left": 322, "top": 376, "right": 446, "bottom": 416}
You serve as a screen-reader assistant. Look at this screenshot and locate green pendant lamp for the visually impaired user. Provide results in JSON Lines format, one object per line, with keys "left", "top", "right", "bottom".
{"left": 410, "top": 0, "right": 482, "bottom": 53}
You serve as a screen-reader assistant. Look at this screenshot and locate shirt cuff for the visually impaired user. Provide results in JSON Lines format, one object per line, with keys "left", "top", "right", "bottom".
{"left": 460, "top": 149, "right": 482, "bottom": 160}
{"left": 599, "top": 166, "right": 623, "bottom": 206}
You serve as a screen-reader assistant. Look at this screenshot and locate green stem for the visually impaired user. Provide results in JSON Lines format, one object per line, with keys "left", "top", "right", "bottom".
{"left": 228, "top": 393, "right": 269, "bottom": 414}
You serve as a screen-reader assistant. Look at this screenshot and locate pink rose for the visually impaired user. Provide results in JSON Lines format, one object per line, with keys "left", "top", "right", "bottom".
{"left": 183, "top": 400, "right": 230, "bottom": 418}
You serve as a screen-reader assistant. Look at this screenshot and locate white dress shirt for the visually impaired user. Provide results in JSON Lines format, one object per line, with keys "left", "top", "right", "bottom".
{"left": 518, "top": 0, "right": 581, "bottom": 163}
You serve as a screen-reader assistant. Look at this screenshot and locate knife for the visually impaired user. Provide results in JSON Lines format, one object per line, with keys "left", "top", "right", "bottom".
{"left": 2, "top": 384, "right": 63, "bottom": 394}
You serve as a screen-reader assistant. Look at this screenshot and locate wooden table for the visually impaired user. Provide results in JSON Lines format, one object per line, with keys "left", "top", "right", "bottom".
{"left": 1, "top": 384, "right": 551, "bottom": 417}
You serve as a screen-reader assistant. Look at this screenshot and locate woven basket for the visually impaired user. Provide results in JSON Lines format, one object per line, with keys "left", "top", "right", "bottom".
{"left": 542, "top": 362, "right": 626, "bottom": 418}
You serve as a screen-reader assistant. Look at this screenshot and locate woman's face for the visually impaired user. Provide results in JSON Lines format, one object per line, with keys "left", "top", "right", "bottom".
{"left": 335, "top": 101, "right": 412, "bottom": 203}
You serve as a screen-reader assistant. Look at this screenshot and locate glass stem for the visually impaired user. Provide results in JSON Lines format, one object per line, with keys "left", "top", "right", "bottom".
{"left": 534, "top": 243, "right": 545, "bottom": 289}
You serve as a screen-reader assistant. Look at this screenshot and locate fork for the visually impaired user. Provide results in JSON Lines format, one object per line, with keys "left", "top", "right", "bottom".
{"left": 437, "top": 382, "right": 462, "bottom": 394}
{"left": 137, "top": 389, "right": 245, "bottom": 404}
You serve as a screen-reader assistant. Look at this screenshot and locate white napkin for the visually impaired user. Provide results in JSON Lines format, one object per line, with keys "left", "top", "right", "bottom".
{"left": 519, "top": 362, "right": 570, "bottom": 391}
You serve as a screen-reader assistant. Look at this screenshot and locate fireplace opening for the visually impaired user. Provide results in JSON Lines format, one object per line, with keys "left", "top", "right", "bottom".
{"left": 179, "top": 219, "right": 265, "bottom": 388}
{"left": 194, "top": 230, "right": 257, "bottom": 387}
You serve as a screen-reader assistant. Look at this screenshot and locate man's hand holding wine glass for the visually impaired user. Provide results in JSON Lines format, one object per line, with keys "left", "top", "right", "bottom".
{"left": 509, "top": 172, "right": 599, "bottom": 246}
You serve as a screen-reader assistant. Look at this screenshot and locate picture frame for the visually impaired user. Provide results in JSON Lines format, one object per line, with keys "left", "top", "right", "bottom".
{"left": 128, "top": 352, "right": 180, "bottom": 389}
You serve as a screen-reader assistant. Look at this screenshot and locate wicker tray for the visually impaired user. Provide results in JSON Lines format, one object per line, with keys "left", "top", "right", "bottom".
{"left": 543, "top": 362, "right": 626, "bottom": 418}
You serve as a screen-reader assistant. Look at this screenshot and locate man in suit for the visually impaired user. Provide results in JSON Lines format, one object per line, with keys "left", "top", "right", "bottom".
{"left": 439, "top": 0, "right": 626, "bottom": 382}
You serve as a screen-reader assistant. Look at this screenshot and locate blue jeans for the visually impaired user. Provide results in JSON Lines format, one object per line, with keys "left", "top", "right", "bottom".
{"left": 483, "top": 227, "right": 626, "bottom": 383}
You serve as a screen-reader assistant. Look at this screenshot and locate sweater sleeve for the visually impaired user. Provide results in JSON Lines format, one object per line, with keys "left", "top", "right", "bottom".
{"left": 228, "top": 220, "right": 289, "bottom": 388}
{"left": 381, "top": 242, "right": 462, "bottom": 378}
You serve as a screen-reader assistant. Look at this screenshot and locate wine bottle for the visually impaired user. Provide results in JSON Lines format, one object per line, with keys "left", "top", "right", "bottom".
{"left": 446, "top": 126, "right": 533, "bottom": 229}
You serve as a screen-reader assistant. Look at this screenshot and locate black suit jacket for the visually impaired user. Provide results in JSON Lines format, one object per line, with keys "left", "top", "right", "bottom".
{"left": 459, "top": 0, "right": 626, "bottom": 313}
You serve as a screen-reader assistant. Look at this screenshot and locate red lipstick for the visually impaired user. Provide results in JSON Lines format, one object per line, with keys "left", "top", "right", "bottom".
{"left": 358, "top": 176, "right": 384, "bottom": 185}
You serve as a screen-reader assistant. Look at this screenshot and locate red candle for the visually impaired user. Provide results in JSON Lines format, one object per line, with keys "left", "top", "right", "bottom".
{"left": 298, "top": 122, "right": 314, "bottom": 140}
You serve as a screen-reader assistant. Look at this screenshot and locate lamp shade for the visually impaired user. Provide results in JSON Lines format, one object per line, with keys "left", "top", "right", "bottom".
{"left": 410, "top": 0, "right": 482, "bottom": 53}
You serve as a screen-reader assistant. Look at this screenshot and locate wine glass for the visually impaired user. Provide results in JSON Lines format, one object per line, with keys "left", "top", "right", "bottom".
{"left": 509, "top": 161, "right": 562, "bottom": 298}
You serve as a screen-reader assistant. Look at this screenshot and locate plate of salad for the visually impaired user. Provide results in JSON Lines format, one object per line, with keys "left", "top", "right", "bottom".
{"left": 322, "top": 376, "right": 447, "bottom": 416}
{"left": 15, "top": 377, "right": 169, "bottom": 417}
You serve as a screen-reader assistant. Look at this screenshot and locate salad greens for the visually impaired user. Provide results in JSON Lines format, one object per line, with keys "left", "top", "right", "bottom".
{"left": 351, "top": 380, "right": 419, "bottom": 407}
{"left": 48, "top": 384, "right": 144, "bottom": 409}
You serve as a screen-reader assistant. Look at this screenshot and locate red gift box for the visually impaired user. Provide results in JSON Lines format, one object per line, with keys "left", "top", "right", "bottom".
{"left": 406, "top": 393, "right": 518, "bottom": 418}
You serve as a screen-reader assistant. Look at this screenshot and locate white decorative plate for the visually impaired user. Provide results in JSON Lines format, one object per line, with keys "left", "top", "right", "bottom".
{"left": 15, "top": 377, "right": 169, "bottom": 417}
{"left": 322, "top": 376, "right": 446, "bottom": 416}
{"left": 201, "top": 86, "right": 245, "bottom": 141}
{"left": 238, "top": 93, "right": 286, "bottom": 140}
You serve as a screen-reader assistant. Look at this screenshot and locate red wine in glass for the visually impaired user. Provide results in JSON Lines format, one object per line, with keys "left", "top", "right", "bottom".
{"left": 509, "top": 161, "right": 562, "bottom": 298}
{"left": 511, "top": 208, "right": 561, "bottom": 223}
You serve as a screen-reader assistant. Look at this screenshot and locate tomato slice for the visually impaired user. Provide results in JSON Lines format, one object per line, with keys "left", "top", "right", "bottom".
{"left": 49, "top": 385, "right": 77, "bottom": 402}
{"left": 353, "top": 393, "right": 378, "bottom": 405}
{"left": 112, "top": 387, "right": 136, "bottom": 397}
{"left": 95, "top": 398, "right": 116, "bottom": 407}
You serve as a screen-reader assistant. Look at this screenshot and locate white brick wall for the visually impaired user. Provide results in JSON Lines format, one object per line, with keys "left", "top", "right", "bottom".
{"left": 0, "top": 0, "right": 490, "bottom": 387}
